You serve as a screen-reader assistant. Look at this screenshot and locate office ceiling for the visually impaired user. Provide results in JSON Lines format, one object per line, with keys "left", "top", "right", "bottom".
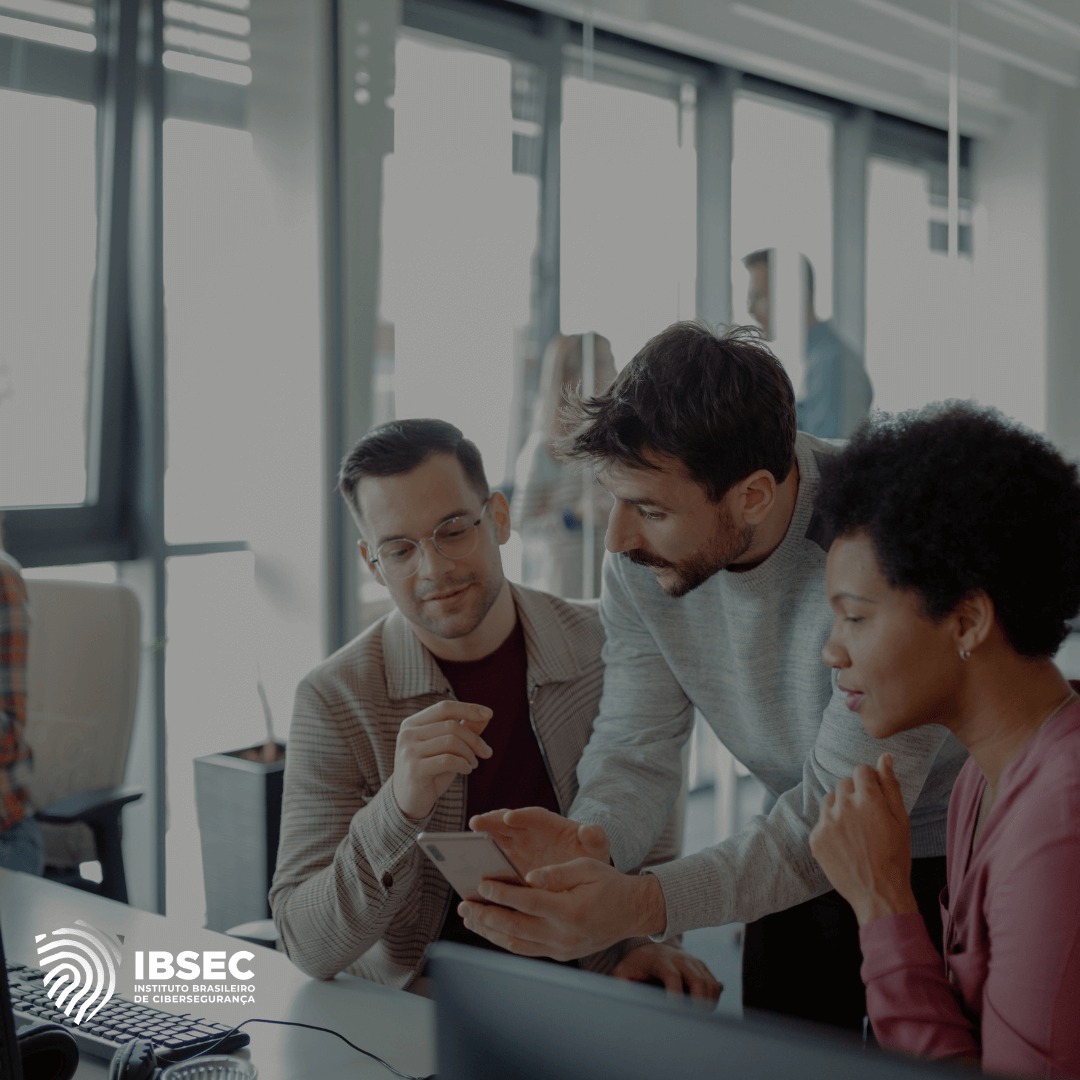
{"left": 527, "top": 0, "right": 1080, "bottom": 135}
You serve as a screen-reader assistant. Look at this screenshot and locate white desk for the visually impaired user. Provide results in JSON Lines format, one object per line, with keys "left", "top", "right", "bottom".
{"left": 0, "top": 870, "right": 435, "bottom": 1080}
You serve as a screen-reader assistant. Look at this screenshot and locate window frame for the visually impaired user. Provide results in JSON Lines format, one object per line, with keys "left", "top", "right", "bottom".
{"left": 0, "top": 2, "right": 136, "bottom": 566}
{"left": 0, "top": 0, "right": 253, "bottom": 568}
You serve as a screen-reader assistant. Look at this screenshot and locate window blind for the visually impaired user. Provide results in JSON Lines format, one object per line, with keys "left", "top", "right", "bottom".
{"left": 163, "top": 0, "right": 250, "bottom": 128}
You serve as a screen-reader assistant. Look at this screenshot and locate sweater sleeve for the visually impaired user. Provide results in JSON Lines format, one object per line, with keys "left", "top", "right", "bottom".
{"left": 269, "top": 677, "right": 430, "bottom": 980}
{"left": 569, "top": 553, "right": 694, "bottom": 874}
{"left": 860, "top": 913, "right": 978, "bottom": 1060}
{"left": 571, "top": 554, "right": 954, "bottom": 937}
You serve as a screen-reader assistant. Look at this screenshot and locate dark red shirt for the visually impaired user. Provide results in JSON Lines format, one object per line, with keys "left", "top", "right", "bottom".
{"left": 434, "top": 618, "right": 560, "bottom": 952}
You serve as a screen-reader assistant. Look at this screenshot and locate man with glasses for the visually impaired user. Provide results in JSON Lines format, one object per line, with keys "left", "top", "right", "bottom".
{"left": 270, "top": 418, "right": 719, "bottom": 998}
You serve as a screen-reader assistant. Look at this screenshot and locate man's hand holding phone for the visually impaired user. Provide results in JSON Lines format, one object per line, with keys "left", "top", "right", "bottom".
{"left": 468, "top": 806, "right": 610, "bottom": 876}
{"left": 391, "top": 700, "right": 493, "bottom": 821}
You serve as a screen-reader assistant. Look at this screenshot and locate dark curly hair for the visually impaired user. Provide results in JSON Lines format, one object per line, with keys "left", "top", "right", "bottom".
{"left": 554, "top": 321, "right": 796, "bottom": 502}
{"left": 814, "top": 402, "right": 1080, "bottom": 658}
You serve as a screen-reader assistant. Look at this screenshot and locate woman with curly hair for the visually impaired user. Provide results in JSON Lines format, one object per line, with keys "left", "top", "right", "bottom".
{"left": 808, "top": 402, "right": 1080, "bottom": 1076}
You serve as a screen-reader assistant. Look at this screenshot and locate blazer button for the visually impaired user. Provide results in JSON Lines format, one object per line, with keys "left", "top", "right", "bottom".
{"left": 381, "top": 871, "right": 393, "bottom": 889}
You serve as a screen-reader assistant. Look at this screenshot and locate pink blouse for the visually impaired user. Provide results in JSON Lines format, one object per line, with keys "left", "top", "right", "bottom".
{"left": 859, "top": 693, "right": 1080, "bottom": 1077}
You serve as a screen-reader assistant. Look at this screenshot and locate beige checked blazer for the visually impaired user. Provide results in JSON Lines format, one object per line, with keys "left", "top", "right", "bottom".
{"left": 270, "top": 583, "right": 680, "bottom": 988}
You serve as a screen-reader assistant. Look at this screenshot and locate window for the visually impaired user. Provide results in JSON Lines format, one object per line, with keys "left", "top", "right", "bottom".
{"left": 560, "top": 66, "right": 696, "bottom": 369}
{"left": 0, "top": 0, "right": 98, "bottom": 512}
{"left": 0, "top": 88, "right": 97, "bottom": 507}
{"left": 163, "top": 119, "right": 260, "bottom": 543}
{"left": 0, "top": 0, "right": 134, "bottom": 567}
{"left": 730, "top": 94, "right": 833, "bottom": 394}
{"left": 165, "top": 550, "right": 261, "bottom": 926}
{"left": 379, "top": 33, "right": 541, "bottom": 486}
{"left": 864, "top": 156, "right": 1023, "bottom": 423}
{"left": 158, "top": 2, "right": 324, "bottom": 923}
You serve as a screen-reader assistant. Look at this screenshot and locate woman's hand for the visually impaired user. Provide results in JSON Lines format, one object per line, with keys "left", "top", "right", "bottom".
{"left": 809, "top": 753, "right": 919, "bottom": 926}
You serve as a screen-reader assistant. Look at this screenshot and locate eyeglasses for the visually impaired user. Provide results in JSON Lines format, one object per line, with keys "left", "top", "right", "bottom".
{"left": 367, "top": 497, "right": 493, "bottom": 581}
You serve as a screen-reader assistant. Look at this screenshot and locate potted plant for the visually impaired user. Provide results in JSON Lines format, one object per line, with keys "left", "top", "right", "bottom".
{"left": 193, "top": 680, "right": 286, "bottom": 934}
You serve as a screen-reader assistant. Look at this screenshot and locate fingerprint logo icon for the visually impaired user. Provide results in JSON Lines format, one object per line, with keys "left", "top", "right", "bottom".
{"left": 35, "top": 920, "right": 121, "bottom": 1026}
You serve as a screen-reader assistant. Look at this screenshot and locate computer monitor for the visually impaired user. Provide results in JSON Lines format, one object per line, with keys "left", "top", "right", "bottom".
{"left": 428, "top": 942, "right": 967, "bottom": 1080}
{"left": 0, "top": 917, "right": 25, "bottom": 1080}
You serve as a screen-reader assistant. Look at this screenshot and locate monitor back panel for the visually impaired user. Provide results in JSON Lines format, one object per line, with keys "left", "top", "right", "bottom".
{"left": 429, "top": 942, "right": 967, "bottom": 1080}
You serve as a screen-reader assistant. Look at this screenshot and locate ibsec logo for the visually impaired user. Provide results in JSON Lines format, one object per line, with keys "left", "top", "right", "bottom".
{"left": 35, "top": 920, "right": 122, "bottom": 1026}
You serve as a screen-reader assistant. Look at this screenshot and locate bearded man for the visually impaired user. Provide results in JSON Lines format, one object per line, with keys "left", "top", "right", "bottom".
{"left": 462, "top": 322, "right": 966, "bottom": 1032}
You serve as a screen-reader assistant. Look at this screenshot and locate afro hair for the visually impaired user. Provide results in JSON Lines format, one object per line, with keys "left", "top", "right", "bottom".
{"left": 814, "top": 402, "right": 1080, "bottom": 658}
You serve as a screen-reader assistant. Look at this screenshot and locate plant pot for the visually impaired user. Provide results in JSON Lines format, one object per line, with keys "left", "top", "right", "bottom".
{"left": 193, "top": 742, "right": 286, "bottom": 933}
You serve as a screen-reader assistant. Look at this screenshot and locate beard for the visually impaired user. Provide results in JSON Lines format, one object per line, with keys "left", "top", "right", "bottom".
{"left": 410, "top": 570, "right": 503, "bottom": 638}
{"left": 622, "top": 506, "right": 754, "bottom": 598}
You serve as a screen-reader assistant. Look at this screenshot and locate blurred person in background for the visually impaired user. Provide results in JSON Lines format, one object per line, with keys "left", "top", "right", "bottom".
{"left": 811, "top": 403, "right": 1080, "bottom": 1075}
{"left": 0, "top": 514, "right": 45, "bottom": 874}
{"left": 511, "top": 333, "right": 616, "bottom": 598}
{"left": 744, "top": 249, "right": 872, "bottom": 439}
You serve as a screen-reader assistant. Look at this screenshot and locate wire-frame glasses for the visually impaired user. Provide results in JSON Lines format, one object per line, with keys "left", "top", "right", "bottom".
{"left": 368, "top": 497, "right": 493, "bottom": 580}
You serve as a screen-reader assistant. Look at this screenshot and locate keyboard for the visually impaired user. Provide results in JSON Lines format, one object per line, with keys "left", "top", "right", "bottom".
{"left": 6, "top": 960, "right": 251, "bottom": 1063}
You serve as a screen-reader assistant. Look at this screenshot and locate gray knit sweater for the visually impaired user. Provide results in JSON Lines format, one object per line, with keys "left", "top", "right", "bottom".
{"left": 570, "top": 432, "right": 968, "bottom": 938}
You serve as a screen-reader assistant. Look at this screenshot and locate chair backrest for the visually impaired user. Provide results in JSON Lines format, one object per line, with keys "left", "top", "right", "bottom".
{"left": 23, "top": 580, "right": 141, "bottom": 816}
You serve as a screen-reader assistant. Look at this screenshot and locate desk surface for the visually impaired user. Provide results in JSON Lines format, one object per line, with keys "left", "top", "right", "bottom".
{"left": 0, "top": 870, "right": 435, "bottom": 1080}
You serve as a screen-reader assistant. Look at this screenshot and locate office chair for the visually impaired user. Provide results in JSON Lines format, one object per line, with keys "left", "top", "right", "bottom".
{"left": 23, "top": 580, "right": 142, "bottom": 903}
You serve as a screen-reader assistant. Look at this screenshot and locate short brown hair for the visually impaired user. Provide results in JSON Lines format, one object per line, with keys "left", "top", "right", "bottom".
{"left": 555, "top": 321, "right": 796, "bottom": 501}
{"left": 338, "top": 419, "right": 490, "bottom": 519}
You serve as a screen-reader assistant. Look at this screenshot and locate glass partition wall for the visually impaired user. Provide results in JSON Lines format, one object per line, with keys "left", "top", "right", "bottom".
{"left": 159, "top": 14, "right": 324, "bottom": 926}
{"left": 0, "top": 90, "right": 97, "bottom": 508}
{"left": 560, "top": 68, "right": 696, "bottom": 372}
{"left": 381, "top": 35, "right": 540, "bottom": 496}
{"left": 730, "top": 94, "right": 834, "bottom": 398}
{"left": 370, "top": 20, "right": 700, "bottom": 607}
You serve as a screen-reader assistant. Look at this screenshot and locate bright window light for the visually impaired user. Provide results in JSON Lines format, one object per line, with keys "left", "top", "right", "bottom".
{"left": 22, "top": 564, "right": 118, "bottom": 584}
{"left": 163, "top": 49, "right": 252, "bottom": 85}
{"left": 163, "top": 120, "right": 261, "bottom": 544}
{"left": 78, "top": 860, "right": 103, "bottom": 884}
{"left": 561, "top": 75, "right": 696, "bottom": 370}
{"left": 730, "top": 95, "right": 834, "bottom": 396}
{"left": 163, "top": 0, "right": 249, "bottom": 36}
{"left": 0, "top": 13, "right": 94, "bottom": 49}
{"left": 165, "top": 551, "right": 264, "bottom": 928}
{"left": 0, "top": 0, "right": 93, "bottom": 26}
{"left": 380, "top": 37, "right": 540, "bottom": 486}
{"left": 863, "top": 158, "right": 1036, "bottom": 427}
{"left": 0, "top": 89, "right": 96, "bottom": 508}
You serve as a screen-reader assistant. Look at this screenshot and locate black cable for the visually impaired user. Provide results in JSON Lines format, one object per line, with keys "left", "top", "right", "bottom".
{"left": 182, "top": 1017, "right": 434, "bottom": 1080}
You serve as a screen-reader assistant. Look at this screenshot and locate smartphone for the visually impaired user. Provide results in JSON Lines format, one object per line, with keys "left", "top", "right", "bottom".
{"left": 416, "top": 831, "right": 525, "bottom": 901}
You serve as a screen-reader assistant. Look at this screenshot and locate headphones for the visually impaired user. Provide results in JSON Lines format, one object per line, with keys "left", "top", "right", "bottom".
{"left": 108, "top": 1039, "right": 162, "bottom": 1080}
{"left": 16, "top": 1021, "right": 79, "bottom": 1080}
{"left": 17, "top": 1024, "right": 163, "bottom": 1080}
